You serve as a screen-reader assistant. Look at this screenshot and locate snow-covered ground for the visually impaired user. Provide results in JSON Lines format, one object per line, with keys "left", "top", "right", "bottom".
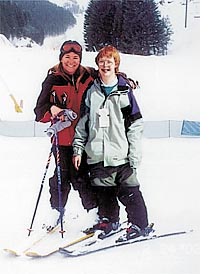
{"left": 0, "top": 1, "right": 200, "bottom": 273}
{"left": 0, "top": 137, "right": 199, "bottom": 274}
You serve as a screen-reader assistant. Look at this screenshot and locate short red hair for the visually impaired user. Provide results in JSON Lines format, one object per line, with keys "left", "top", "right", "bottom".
{"left": 95, "top": 45, "right": 120, "bottom": 73}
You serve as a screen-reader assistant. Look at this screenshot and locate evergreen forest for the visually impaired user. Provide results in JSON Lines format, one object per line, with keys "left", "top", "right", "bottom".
{"left": 0, "top": 0, "right": 76, "bottom": 45}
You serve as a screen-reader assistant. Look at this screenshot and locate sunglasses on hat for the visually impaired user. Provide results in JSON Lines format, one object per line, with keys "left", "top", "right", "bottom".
{"left": 61, "top": 41, "right": 82, "bottom": 55}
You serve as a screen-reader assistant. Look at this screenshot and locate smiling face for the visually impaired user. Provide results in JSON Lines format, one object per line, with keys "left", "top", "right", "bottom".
{"left": 95, "top": 46, "right": 120, "bottom": 72}
{"left": 98, "top": 56, "right": 116, "bottom": 82}
{"left": 61, "top": 51, "right": 80, "bottom": 75}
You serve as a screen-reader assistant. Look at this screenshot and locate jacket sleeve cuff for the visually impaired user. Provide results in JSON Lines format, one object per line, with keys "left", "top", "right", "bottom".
{"left": 73, "top": 146, "right": 84, "bottom": 156}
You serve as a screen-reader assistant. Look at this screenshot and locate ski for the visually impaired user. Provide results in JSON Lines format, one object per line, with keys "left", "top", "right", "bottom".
{"left": 25, "top": 232, "right": 94, "bottom": 257}
{"left": 3, "top": 224, "right": 61, "bottom": 257}
{"left": 59, "top": 229, "right": 193, "bottom": 257}
{"left": 68, "top": 225, "right": 127, "bottom": 250}
{"left": 3, "top": 221, "right": 125, "bottom": 258}
{"left": 24, "top": 224, "right": 126, "bottom": 258}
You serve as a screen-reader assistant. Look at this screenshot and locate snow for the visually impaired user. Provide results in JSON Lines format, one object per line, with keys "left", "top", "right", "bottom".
{"left": 49, "top": 0, "right": 89, "bottom": 9}
{"left": 0, "top": 1, "right": 200, "bottom": 274}
{"left": 0, "top": 34, "right": 14, "bottom": 48}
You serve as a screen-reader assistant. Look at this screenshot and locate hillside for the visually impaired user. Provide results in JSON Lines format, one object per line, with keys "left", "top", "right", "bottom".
{"left": 0, "top": 0, "right": 76, "bottom": 46}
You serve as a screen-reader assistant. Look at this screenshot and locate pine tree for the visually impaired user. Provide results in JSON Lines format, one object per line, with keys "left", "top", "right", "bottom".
{"left": 0, "top": 1, "right": 28, "bottom": 40}
{"left": 84, "top": 0, "right": 173, "bottom": 55}
{"left": 84, "top": 0, "right": 121, "bottom": 51}
{"left": 0, "top": 0, "right": 76, "bottom": 45}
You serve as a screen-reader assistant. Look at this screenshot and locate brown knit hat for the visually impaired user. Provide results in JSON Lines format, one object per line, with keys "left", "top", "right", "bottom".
{"left": 59, "top": 40, "right": 82, "bottom": 61}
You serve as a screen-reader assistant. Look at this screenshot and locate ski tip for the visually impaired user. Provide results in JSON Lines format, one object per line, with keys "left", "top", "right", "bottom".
{"left": 3, "top": 248, "right": 19, "bottom": 256}
{"left": 59, "top": 248, "right": 83, "bottom": 257}
{"left": 59, "top": 247, "right": 70, "bottom": 255}
{"left": 25, "top": 251, "right": 41, "bottom": 258}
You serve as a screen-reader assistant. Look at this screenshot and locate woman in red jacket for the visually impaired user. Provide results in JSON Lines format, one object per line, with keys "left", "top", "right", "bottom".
{"left": 34, "top": 40, "right": 98, "bottom": 231}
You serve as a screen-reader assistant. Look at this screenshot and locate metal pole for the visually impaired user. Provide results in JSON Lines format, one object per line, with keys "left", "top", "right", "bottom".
{"left": 54, "top": 131, "right": 65, "bottom": 238}
{"left": 185, "top": 0, "right": 188, "bottom": 28}
{"left": 27, "top": 139, "right": 54, "bottom": 236}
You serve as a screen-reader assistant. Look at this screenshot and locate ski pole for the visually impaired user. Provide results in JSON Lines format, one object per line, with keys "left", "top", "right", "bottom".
{"left": 27, "top": 138, "right": 55, "bottom": 236}
{"left": 54, "top": 131, "right": 65, "bottom": 238}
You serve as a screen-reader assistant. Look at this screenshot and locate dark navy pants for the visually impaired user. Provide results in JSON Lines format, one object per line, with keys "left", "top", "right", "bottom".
{"left": 89, "top": 162, "right": 149, "bottom": 229}
{"left": 49, "top": 146, "right": 97, "bottom": 211}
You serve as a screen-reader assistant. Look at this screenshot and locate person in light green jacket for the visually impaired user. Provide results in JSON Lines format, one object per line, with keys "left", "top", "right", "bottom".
{"left": 73, "top": 45, "right": 153, "bottom": 241}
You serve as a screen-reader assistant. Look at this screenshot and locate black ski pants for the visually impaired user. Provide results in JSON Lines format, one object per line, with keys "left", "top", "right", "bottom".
{"left": 49, "top": 146, "right": 97, "bottom": 211}
{"left": 90, "top": 162, "right": 149, "bottom": 229}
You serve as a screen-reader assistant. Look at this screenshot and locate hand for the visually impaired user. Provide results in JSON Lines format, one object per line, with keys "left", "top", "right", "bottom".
{"left": 73, "top": 155, "right": 82, "bottom": 170}
{"left": 50, "top": 105, "right": 64, "bottom": 121}
{"left": 128, "top": 78, "right": 139, "bottom": 89}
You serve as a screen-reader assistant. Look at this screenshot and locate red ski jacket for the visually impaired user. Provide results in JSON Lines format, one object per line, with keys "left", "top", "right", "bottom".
{"left": 34, "top": 64, "right": 96, "bottom": 146}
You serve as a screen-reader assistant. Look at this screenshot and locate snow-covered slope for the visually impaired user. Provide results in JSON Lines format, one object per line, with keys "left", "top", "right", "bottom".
{"left": 0, "top": 136, "right": 199, "bottom": 274}
{"left": 0, "top": 2, "right": 199, "bottom": 274}
{"left": 0, "top": 1, "right": 199, "bottom": 121}
{"left": 48, "top": 0, "right": 89, "bottom": 9}
{"left": 0, "top": 34, "right": 14, "bottom": 47}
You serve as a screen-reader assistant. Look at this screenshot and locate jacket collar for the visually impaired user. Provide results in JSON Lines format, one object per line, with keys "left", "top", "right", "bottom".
{"left": 48, "top": 63, "right": 82, "bottom": 82}
{"left": 95, "top": 74, "right": 130, "bottom": 94}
